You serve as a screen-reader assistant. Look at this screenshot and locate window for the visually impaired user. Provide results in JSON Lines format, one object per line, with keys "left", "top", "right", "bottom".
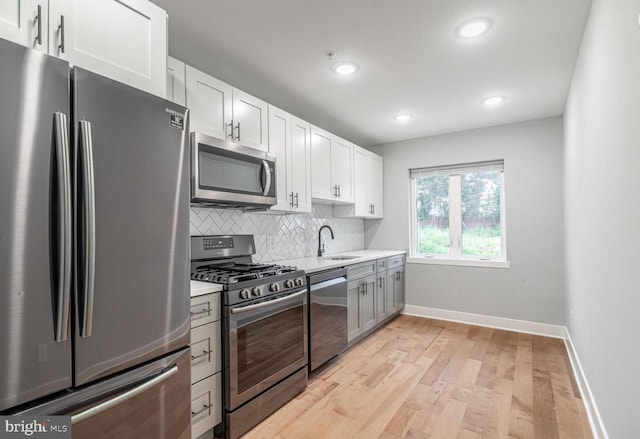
{"left": 409, "top": 160, "right": 507, "bottom": 266}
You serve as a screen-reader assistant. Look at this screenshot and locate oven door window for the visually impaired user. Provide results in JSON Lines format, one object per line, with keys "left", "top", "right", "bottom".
{"left": 199, "top": 147, "right": 263, "bottom": 195}
{"left": 234, "top": 300, "right": 305, "bottom": 395}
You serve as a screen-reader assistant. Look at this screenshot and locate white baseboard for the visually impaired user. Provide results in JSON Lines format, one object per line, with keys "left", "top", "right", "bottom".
{"left": 564, "top": 329, "right": 609, "bottom": 439}
{"left": 402, "top": 304, "right": 566, "bottom": 338}
{"left": 401, "top": 304, "right": 605, "bottom": 438}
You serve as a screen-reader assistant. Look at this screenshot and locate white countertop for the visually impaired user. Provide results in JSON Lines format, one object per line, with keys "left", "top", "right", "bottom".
{"left": 190, "top": 280, "right": 223, "bottom": 298}
{"left": 275, "top": 249, "right": 406, "bottom": 274}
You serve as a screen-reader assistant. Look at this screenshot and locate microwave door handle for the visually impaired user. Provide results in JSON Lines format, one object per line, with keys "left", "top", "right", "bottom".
{"left": 261, "top": 160, "right": 272, "bottom": 196}
{"left": 79, "top": 120, "right": 96, "bottom": 338}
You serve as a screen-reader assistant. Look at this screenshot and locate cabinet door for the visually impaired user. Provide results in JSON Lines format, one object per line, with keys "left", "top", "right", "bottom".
{"left": 49, "top": 0, "right": 167, "bottom": 97}
{"left": 186, "top": 65, "right": 232, "bottom": 138}
{"left": 331, "top": 136, "right": 354, "bottom": 203}
{"left": 352, "top": 146, "right": 371, "bottom": 217}
{"left": 0, "top": 0, "right": 47, "bottom": 52}
{"left": 191, "top": 373, "right": 222, "bottom": 439}
{"left": 311, "top": 126, "right": 334, "bottom": 201}
{"left": 394, "top": 268, "right": 405, "bottom": 313}
{"left": 385, "top": 269, "right": 397, "bottom": 315}
{"left": 267, "top": 105, "right": 292, "bottom": 211}
{"left": 167, "top": 56, "right": 186, "bottom": 105}
{"left": 376, "top": 274, "right": 386, "bottom": 322}
{"left": 370, "top": 153, "right": 384, "bottom": 218}
{"left": 232, "top": 88, "right": 268, "bottom": 151}
{"left": 290, "top": 117, "right": 312, "bottom": 212}
{"left": 361, "top": 275, "right": 377, "bottom": 332}
{"left": 347, "top": 279, "right": 362, "bottom": 342}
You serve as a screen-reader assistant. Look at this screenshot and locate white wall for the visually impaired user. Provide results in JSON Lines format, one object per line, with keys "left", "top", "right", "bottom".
{"left": 564, "top": 0, "right": 640, "bottom": 436}
{"left": 366, "top": 117, "right": 565, "bottom": 325}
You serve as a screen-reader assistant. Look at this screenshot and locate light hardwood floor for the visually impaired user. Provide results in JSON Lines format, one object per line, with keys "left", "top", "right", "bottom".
{"left": 242, "top": 315, "right": 592, "bottom": 439}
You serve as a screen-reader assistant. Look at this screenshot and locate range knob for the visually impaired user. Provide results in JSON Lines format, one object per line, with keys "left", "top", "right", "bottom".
{"left": 239, "top": 289, "right": 250, "bottom": 299}
{"left": 252, "top": 287, "right": 263, "bottom": 297}
{"left": 295, "top": 277, "right": 304, "bottom": 287}
{"left": 284, "top": 279, "right": 295, "bottom": 288}
{"left": 270, "top": 283, "right": 280, "bottom": 292}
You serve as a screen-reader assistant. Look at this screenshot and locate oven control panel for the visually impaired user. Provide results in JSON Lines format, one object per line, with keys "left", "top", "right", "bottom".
{"left": 203, "top": 237, "right": 234, "bottom": 250}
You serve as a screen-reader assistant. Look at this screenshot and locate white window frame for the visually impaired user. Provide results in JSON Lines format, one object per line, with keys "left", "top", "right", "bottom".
{"left": 408, "top": 161, "right": 509, "bottom": 269}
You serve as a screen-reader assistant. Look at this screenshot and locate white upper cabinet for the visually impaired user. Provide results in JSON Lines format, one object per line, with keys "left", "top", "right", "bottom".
{"left": 290, "top": 116, "right": 312, "bottom": 212}
{"left": 1, "top": 0, "right": 167, "bottom": 96}
{"left": 331, "top": 136, "right": 355, "bottom": 203}
{"left": 369, "top": 153, "right": 384, "bottom": 217}
{"left": 268, "top": 106, "right": 292, "bottom": 212}
{"left": 266, "top": 106, "right": 311, "bottom": 213}
{"left": 232, "top": 88, "right": 268, "bottom": 152}
{"left": 310, "top": 126, "right": 354, "bottom": 205}
{"left": 335, "top": 145, "right": 384, "bottom": 219}
{"left": 49, "top": 0, "right": 168, "bottom": 97}
{"left": 186, "top": 65, "right": 269, "bottom": 151}
{"left": 0, "top": 0, "right": 48, "bottom": 52}
{"left": 186, "top": 65, "right": 232, "bottom": 140}
{"left": 167, "top": 56, "right": 186, "bottom": 105}
{"left": 310, "top": 126, "right": 333, "bottom": 201}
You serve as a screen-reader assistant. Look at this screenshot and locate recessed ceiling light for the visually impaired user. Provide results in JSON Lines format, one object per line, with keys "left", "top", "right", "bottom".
{"left": 332, "top": 62, "right": 359, "bottom": 75}
{"left": 482, "top": 96, "right": 505, "bottom": 106}
{"left": 394, "top": 114, "right": 413, "bottom": 122}
{"left": 456, "top": 18, "right": 493, "bottom": 38}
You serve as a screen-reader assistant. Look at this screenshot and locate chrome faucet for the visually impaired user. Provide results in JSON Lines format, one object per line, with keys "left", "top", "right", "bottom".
{"left": 317, "top": 225, "right": 335, "bottom": 257}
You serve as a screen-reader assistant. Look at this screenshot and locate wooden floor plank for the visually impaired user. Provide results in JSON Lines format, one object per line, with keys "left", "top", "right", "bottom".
{"left": 241, "top": 315, "right": 592, "bottom": 439}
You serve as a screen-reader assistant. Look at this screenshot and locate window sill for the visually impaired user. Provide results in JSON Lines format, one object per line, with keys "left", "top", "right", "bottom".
{"left": 407, "top": 256, "right": 511, "bottom": 269}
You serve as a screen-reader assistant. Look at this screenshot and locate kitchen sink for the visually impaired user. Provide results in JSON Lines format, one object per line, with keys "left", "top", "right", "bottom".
{"left": 326, "top": 256, "right": 360, "bottom": 260}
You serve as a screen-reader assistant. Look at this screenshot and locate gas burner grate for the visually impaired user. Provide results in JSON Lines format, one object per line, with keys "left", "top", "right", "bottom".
{"left": 191, "top": 263, "right": 298, "bottom": 284}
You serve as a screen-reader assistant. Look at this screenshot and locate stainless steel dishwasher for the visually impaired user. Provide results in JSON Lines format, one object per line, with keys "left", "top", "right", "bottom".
{"left": 307, "top": 268, "right": 348, "bottom": 372}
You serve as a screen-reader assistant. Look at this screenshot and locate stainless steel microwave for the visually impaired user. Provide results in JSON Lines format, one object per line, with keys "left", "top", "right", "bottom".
{"left": 191, "top": 132, "right": 277, "bottom": 210}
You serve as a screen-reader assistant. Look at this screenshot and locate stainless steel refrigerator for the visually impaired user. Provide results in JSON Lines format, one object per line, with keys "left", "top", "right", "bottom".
{"left": 0, "top": 38, "right": 191, "bottom": 438}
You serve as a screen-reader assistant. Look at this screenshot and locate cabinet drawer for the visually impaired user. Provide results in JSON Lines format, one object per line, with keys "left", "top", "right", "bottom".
{"left": 386, "top": 255, "right": 405, "bottom": 270}
{"left": 347, "top": 260, "right": 377, "bottom": 280}
{"left": 191, "top": 373, "right": 222, "bottom": 439}
{"left": 190, "top": 293, "right": 220, "bottom": 327}
{"left": 376, "top": 258, "right": 387, "bottom": 273}
{"left": 190, "top": 322, "right": 221, "bottom": 384}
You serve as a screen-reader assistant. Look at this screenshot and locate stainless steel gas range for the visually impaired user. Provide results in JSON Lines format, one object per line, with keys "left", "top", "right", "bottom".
{"left": 191, "top": 235, "right": 308, "bottom": 439}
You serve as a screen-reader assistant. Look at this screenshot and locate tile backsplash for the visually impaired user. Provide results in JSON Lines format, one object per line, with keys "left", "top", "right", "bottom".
{"left": 190, "top": 204, "right": 364, "bottom": 262}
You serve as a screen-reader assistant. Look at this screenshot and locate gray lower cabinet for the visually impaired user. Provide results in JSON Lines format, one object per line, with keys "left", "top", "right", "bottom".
{"left": 386, "top": 266, "right": 405, "bottom": 314}
{"left": 376, "top": 273, "right": 387, "bottom": 321}
{"left": 190, "top": 293, "right": 222, "bottom": 439}
{"left": 347, "top": 275, "right": 376, "bottom": 341}
{"left": 347, "top": 254, "right": 405, "bottom": 344}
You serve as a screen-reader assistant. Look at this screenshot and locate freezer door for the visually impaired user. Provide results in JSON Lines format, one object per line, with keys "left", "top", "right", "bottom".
{"left": 17, "top": 349, "right": 191, "bottom": 439}
{"left": 0, "top": 39, "right": 72, "bottom": 410}
{"left": 73, "top": 68, "right": 191, "bottom": 386}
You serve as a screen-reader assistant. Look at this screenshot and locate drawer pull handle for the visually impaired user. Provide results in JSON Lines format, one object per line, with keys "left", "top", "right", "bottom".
{"left": 190, "top": 308, "right": 212, "bottom": 318}
{"left": 191, "top": 349, "right": 213, "bottom": 361}
{"left": 191, "top": 403, "right": 212, "bottom": 417}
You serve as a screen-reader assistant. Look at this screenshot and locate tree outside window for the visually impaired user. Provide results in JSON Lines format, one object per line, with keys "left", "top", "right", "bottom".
{"left": 411, "top": 161, "right": 505, "bottom": 260}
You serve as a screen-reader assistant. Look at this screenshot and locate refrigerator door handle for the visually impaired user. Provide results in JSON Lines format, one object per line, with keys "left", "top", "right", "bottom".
{"left": 54, "top": 112, "right": 72, "bottom": 342}
{"left": 79, "top": 120, "right": 96, "bottom": 338}
{"left": 70, "top": 365, "right": 178, "bottom": 425}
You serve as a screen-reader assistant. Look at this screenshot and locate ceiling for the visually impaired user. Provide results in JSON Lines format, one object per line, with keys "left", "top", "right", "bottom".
{"left": 150, "top": 0, "right": 592, "bottom": 147}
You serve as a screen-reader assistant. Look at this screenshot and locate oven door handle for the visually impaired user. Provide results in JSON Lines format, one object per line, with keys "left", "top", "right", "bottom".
{"left": 231, "top": 289, "right": 307, "bottom": 315}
